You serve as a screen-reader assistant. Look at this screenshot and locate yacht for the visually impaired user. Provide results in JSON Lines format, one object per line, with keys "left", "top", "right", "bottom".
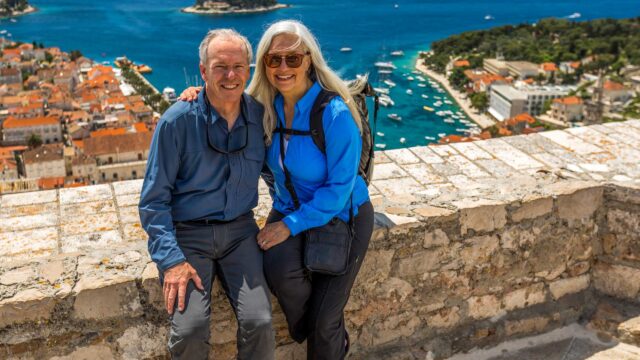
{"left": 421, "top": 94, "right": 429, "bottom": 99}
{"left": 425, "top": 136, "right": 436, "bottom": 141}
{"left": 379, "top": 96, "right": 395, "bottom": 107}
{"left": 378, "top": 69, "right": 393, "bottom": 75}
{"left": 484, "top": 15, "right": 494, "bottom": 20}
{"left": 423, "top": 106, "right": 434, "bottom": 112}
{"left": 373, "top": 87, "right": 390, "bottom": 95}
{"left": 390, "top": 51, "right": 404, "bottom": 57}
{"left": 383, "top": 79, "right": 397, "bottom": 88}
{"left": 374, "top": 61, "right": 397, "bottom": 70}
{"left": 406, "top": 89, "right": 413, "bottom": 95}
{"left": 375, "top": 143, "right": 387, "bottom": 149}
{"left": 376, "top": 132, "right": 385, "bottom": 137}
{"left": 387, "top": 113, "right": 402, "bottom": 122}
{"left": 407, "top": 76, "right": 414, "bottom": 81}
{"left": 417, "top": 83, "right": 426, "bottom": 88}
{"left": 340, "top": 47, "right": 352, "bottom": 52}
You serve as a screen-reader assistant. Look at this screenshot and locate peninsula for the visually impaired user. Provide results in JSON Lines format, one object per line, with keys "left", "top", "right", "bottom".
{"left": 0, "top": 0, "right": 36, "bottom": 18}
{"left": 182, "top": 0, "right": 288, "bottom": 15}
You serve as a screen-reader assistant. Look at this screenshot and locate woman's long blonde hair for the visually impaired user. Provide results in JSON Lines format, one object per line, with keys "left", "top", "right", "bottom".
{"left": 247, "top": 20, "right": 365, "bottom": 145}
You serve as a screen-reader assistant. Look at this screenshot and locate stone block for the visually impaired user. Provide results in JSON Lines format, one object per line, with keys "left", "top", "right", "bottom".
{"left": 456, "top": 200, "right": 507, "bottom": 235}
{"left": 384, "top": 148, "right": 421, "bottom": 164}
{"left": 38, "top": 259, "right": 66, "bottom": 285}
{"left": 372, "top": 162, "right": 408, "bottom": 180}
{"left": 426, "top": 306, "right": 461, "bottom": 329}
{"left": 557, "top": 187, "right": 603, "bottom": 220}
{"left": 123, "top": 222, "right": 147, "bottom": 242}
{"left": 1, "top": 189, "right": 57, "bottom": 207}
{"left": 73, "top": 274, "right": 142, "bottom": 320}
{"left": 0, "top": 213, "right": 58, "bottom": 232}
{"left": 593, "top": 263, "right": 640, "bottom": 300}
{"left": 59, "top": 184, "right": 112, "bottom": 204}
{"left": 467, "top": 294, "right": 503, "bottom": 320}
{"left": 0, "top": 288, "right": 56, "bottom": 327}
{"left": 460, "top": 235, "right": 499, "bottom": 266}
{"left": 112, "top": 179, "right": 144, "bottom": 196}
{"left": 375, "top": 277, "right": 414, "bottom": 302}
{"left": 141, "top": 262, "right": 163, "bottom": 312}
{"left": 60, "top": 200, "right": 116, "bottom": 218}
{"left": 568, "top": 261, "right": 591, "bottom": 277}
{"left": 413, "top": 206, "right": 455, "bottom": 219}
{"left": 116, "top": 193, "right": 141, "bottom": 207}
{"left": 116, "top": 323, "right": 168, "bottom": 359}
{"left": 60, "top": 230, "right": 124, "bottom": 253}
{"left": 49, "top": 344, "right": 114, "bottom": 360}
{"left": 61, "top": 212, "right": 119, "bottom": 235}
{"left": 511, "top": 197, "right": 553, "bottom": 222}
{"left": 0, "top": 227, "right": 58, "bottom": 261}
{"left": 396, "top": 248, "right": 444, "bottom": 277}
{"left": 424, "top": 229, "right": 450, "bottom": 248}
{"left": 618, "top": 316, "right": 640, "bottom": 347}
{"left": 503, "top": 283, "right": 547, "bottom": 311}
{"left": 549, "top": 274, "right": 590, "bottom": 300}
{"left": 504, "top": 316, "right": 550, "bottom": 337}
{"left": 0, "top": 266, "right": 35, "bottom": 285}
{"left": 357, "top": 250, "right": 395, "bottom": 286}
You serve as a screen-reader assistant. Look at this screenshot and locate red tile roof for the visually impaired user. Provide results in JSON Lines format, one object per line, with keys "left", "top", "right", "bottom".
{"left": 553, "top": 96, "right": 583, "bottom": 105}
{"left": 2, "top": 115, "right": 60, "bottom": 129}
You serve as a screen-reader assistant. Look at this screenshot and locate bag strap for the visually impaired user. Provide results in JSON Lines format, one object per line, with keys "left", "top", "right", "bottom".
{"left": 276, "top": 121, "right": 354, "bottom": 231}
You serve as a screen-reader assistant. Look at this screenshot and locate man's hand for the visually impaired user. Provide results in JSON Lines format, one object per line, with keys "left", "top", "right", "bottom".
{"left": 163, "top": 262, "right": 204, "bottom": 314}
{"left": 257, "top": 221, "right": 291, "bottom": 251}
{"left": 178, "top": 86, "right": 203, "bottom": 102}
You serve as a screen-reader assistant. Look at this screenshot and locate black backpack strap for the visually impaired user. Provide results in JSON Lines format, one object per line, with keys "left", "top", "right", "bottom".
{"left": 277, "top": 122, "right": 301, "bottom": 209}
{"left": 309, "top": 89, "right": 339, "bottom": 154}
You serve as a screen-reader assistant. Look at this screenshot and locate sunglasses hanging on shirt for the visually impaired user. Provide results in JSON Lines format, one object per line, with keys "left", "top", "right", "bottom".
{"left": 204, "top": 89, "right": 249, "bottom": 155}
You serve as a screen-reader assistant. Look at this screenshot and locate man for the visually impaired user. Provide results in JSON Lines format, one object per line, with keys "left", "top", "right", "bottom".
{"left": 139, "top": 29, "right": 274, "bottom": 359}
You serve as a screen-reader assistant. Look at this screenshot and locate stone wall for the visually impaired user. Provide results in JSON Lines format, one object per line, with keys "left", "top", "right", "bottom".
{"left": 1, "top": 120, "right": 640, "bottom": 359}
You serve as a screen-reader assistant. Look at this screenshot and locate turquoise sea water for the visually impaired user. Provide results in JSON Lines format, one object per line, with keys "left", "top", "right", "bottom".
{"left": 4, "top": 0, "right": 639, "bottom": 149}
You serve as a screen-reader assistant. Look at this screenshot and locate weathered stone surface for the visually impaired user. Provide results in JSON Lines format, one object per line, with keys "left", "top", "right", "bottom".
{"left": 557, "top": 187, "right": 603, "bottom": 220}
{"left": 141, "top": 262, "right": 163, "bottom": 312}
{"left": 424, "top": 229, "right": 450, "bottom": 248}
{"left": 413, "top": 206, "right": 455, "bottom": 219}
{"left": 505, "top": 316, "right": 550, "bottom": 336}
{"left": 503, "top": 283, "right": 547, "bottom": 311}
{"left": 426, "top": 306, "right": 461, "bottom": 329}
{"left": 618, "top": 316, "right": 640, "bottom": 347}
{"left": 0, "top": 288, "right": 56, "bottom": 327}
{"left": 549, "top": 275, "right": 591, "bottom": 300}
{"left": 116, "top": 323, "right": 168, "bottom": 359}
{"left": 593, "top": 263, "right": 640, "bottom": 300}
{"left": 0, "top": 266, "right": 35, "bottom": 285}
{"left": 511, "top": 197, "right": 553, "bottom": 222}
{"left": 375, "top": 277, "right": 414, "bottom": 302}
{"left": 275, "top": 341, "right": 306, "bottom": 360}
{"left": 460, "top": 235, "right": 499, "bottom": 266}
{"left": 49, "top": 344, "right": 114, "bottom": 360}
{"left": 359, "top": 311, "right": 422, "bottom": 346}
{"left": 59, "top": 184, "right": 112, "bottom": 204}
{"left": 568, "top": 261, "right": 591, "bottom": 277}
{"left": 457, "top": 200, "right": 507, "bottom": 235}
{"left": 72, "top": 275, "right": 142, "bottom": 320}
{"left": 1, "top": 189, "right": 57, "bottom": 207}
{"left": 467, "top": 295, "right": 503, "bottom": 320}
{"left": 396, "top": 248, "right": 445, "bottom": 277}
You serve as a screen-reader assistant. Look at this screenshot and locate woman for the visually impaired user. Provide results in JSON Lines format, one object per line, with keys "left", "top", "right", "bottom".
{"left": 181, "top": 20, "right": 373, "bottom": 359}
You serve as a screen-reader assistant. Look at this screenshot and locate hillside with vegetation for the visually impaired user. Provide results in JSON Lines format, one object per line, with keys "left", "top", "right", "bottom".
{"left": 422, "top": 17, "right": 640, "bottom": 76}
{"left": 0, "top": 0, "right": 30, "bottom": 16}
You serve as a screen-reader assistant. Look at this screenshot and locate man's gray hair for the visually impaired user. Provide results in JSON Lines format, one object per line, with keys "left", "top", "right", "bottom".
{"left": 199, "top": 29, "right": 253, "bottom": 66}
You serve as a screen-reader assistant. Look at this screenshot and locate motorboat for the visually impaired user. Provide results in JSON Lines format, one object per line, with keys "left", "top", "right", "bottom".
{"left": 340, "top": 47, "right": 352, "bottom": 52}
{"left": 374, "top": 61, "right": 397, "bottom": 69}
{"left": 391, "top": 51, "right": 404, "bottom": 57}
{"left": 383, "top": 79, "right": 397, "bottom": 87}
{"left": 373, "top": 87, "right": 390, "bottom": 95}
{"left": 406, "top": 89, "right": 413, "bottom": 95}
{"left": 423, "top": 106, "right": 434, "bottom": 112}
{"left": 387, "top": 113, "right": 402, "bottom": 121}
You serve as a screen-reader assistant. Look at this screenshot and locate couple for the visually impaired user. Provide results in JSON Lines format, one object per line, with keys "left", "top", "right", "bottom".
{"left": 139, "top": 19, "right": 374, "bottom": 359}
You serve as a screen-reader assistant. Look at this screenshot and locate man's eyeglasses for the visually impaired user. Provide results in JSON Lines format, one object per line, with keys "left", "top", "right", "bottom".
{"left": 263, "top": 52, "right": 310, "bottom": 68}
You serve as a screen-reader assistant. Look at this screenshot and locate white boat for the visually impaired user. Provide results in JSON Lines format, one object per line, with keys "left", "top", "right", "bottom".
{"left": 416, "top": 76, "right": 426, "bottom": 82}
{"left": 444, "top": 118, "right": 455, "bottom": 124}
{"left": 567, "top": 12, "right": 581, "bottom": 19}
{"left": 399, "top": 137, "right": 406, "bottom": 143}
{"left": 444, "top": 100, "right": 453, "bottom": 105}
{"left": 436, "top": 111, "right": 446, "bottom": 116}
{"left": 378, "top": 69, "right": 393, "bottom": 75}
{"left": 9, "top": 18, "right": 16, "bottom": 23}
{"left": 425, "top": 136, "right": 436, "bottom": 141}
{"left": 373, "top": 87, "right": 390, "bottom": 95}
{"left": 390, "top": 51, "right": 404, "bottom": 57}
{"left": 412, "top": 70, "right": 421, "bottom": 75}
{"left": 421, "top": 94, "right": 429, "bottom": 99}
{"left": 417, "top": 83, "right": 426, "bottom": 88}
{"left": 375, "top": 143, "right": 387, "bottom": 149}
{"left": 376, "top": 132, "right": 385, "bottom": 137}
{"left": 438, "top": 133, "right": 446, "bottom": 138}
{"left": 379, "top": 96, "right": 395, "bottom": 107}
{"left": 387, "top": 113, "right": 402, "bottom": 121}
{"left": 394, "top": 4, "right": 399, "bottom": 8}
{"left": 383, "top": 79, "right": 396, "bottom": 88}
{"left": 406, "top": 89, "right": 413, "bottom": 95}
{"left": 484, "top": 15, "right": 494, "bottom": 20}
{"left": 340, "top": 47, "right": 352, "bottom": 52}
{"left": 407, "top": 76, "right": 414, "bottom": 81}
{"left": 0, "top": 30, "right": 6, "bottom": 34}
{"left": 374, "top": 61, "right": 397, "bottom": 69}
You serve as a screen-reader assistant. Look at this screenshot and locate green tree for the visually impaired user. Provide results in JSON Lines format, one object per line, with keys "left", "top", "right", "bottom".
{"left": 44, "top": 51, "right": 54, "bottom": 63}
{"left": 69, "top": 50, "right": 83, "bottom": 61}
{"left": 470, "top": 92, "right": 489, "bottom": 112}
{"left": 448, "top": 67, "right": 468, "bottom": 91}
{"left": 27, "top": 134, "right": 42, "bottom": 149}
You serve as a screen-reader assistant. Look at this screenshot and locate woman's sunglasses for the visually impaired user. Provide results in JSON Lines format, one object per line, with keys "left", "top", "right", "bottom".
{"left": 264, "top": 52, "right": 310, "bottom": 68}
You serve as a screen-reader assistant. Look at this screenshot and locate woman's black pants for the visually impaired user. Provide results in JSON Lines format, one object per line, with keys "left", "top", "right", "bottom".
{"left": 263, "top": 201, "right": 374, "bottom": 360}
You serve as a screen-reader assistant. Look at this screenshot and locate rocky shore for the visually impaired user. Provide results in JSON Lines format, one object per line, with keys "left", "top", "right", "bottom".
{"left": 181, "top": 3, "right": 288, "bottom": 15}
{"left": 0, "top": 5, "right": 37, "bottom": 18}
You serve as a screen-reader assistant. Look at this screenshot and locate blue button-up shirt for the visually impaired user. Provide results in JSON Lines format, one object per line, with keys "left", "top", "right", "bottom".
{"left": 266, "top": 82, "right": 370, "bottom": 236}
{"left": 139, "top": 89, "right": 265, "bottom": 272}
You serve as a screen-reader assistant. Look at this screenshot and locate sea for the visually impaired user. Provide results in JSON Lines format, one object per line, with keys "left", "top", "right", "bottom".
{"left": 4, "top": 0, "right": 639, "bottom": 149}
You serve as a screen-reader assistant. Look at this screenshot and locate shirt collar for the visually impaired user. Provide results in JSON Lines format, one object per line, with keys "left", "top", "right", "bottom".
{"left": 274, "top": 81, "right": 322, "bottom": 127}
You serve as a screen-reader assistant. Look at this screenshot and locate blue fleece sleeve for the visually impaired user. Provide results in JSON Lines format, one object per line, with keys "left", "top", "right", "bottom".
{"left": 138, "top": 116, "right": 186, "bottom": 273}
{"left": 282, "top": 99, "right": 361, "bottom": 235}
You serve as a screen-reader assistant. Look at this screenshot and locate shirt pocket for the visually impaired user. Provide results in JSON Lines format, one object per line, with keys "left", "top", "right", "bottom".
{"left": 241, "top": 147, "right": 264, "bottom": 189}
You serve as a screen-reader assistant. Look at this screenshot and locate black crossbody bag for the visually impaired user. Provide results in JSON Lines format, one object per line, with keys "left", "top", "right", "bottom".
{"left": 276, "top": 123, "right": 354, "bottom": 276}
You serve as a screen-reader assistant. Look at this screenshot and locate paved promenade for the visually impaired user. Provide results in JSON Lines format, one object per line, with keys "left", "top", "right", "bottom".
{"left": 415, "top": 59, "right": 497, "bottom": 129}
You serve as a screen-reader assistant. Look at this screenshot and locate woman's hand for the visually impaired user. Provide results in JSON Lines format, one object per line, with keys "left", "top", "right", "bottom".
{"left": 178, "top": 86, "right": 203, "bottom": 101}
{"left": 257, "top": 221, "right": 291, "bottom": 251}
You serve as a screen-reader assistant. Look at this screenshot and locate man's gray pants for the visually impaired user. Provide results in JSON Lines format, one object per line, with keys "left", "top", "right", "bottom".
{"left": 160, "top": 212, "right": 275, "bottom": 359}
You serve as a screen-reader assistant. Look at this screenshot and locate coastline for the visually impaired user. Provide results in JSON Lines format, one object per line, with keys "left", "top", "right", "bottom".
{"left": 181, "top": 3, "right": 289, "bottom": 15}
{"left": 0, "top": 5, "right": 37, "bottom": 19}
{"left": 415, "top": 57, "right": 496, "bottom": 129}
